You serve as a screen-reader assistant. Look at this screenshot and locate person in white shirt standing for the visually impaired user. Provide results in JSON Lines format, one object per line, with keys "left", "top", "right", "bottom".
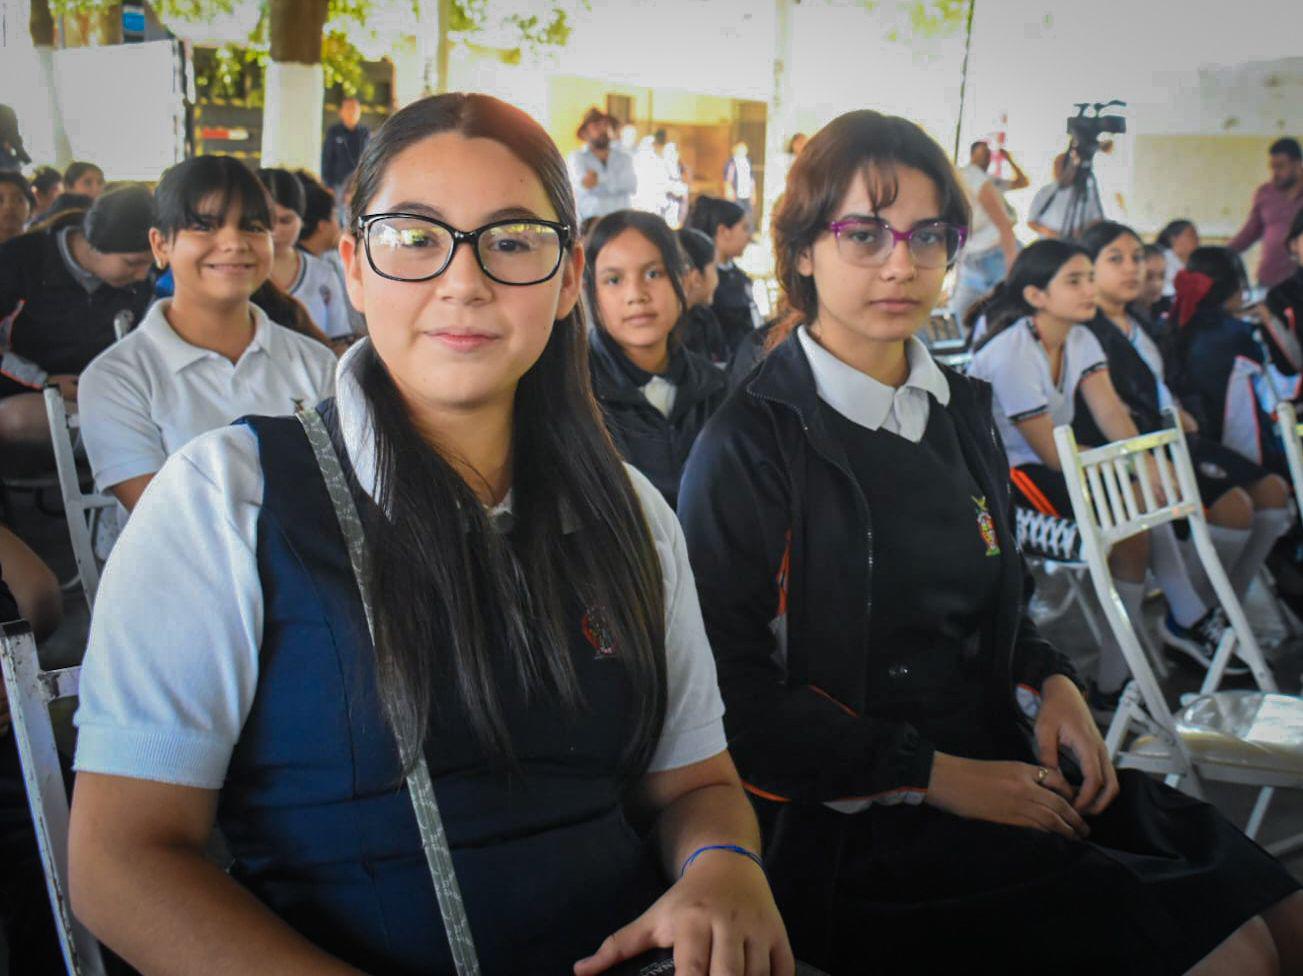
{"left": 568, "top": 108, "right": 637, "bottom": 224}
{"left": 951, "top": 139, "right": 1027, "bottom": 327}
{"left": 78, "top": 156, "right": 336, "bottom": 513}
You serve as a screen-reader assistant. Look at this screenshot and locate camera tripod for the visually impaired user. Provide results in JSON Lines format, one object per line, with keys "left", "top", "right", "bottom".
{"left": 1034, "top": 147, "right": 1102, "bottom": 241}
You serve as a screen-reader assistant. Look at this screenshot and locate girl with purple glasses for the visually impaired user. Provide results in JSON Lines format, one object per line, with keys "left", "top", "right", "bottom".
{"left": 677, "top": 109, "right": 1302, "bottom": 973}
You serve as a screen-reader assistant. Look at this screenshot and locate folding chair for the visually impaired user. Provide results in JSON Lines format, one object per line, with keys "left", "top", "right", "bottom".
{"left": 43, "top": 387, "right": 116, "bottom": 612}
{"left": 1017, "top": 507, "right": 1170, "bottom": 681}
{"left": 0, "top": 621, "right": 108, "bottom": 975}
{"left": 1054, "top": 411, "right": 1303, "bottom": 856}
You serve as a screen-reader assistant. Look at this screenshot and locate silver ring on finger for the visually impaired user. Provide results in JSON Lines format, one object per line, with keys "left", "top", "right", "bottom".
{"left": 1035, "top": 766, "right": 1049, "bottom": 786}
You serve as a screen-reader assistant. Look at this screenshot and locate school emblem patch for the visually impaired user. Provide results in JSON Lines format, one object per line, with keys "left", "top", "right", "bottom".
{"left": 973, "top": 496, "right": 1001, "bottom": 557}
{"left": 581, "top": 608, "right": 617, "bottom": 658}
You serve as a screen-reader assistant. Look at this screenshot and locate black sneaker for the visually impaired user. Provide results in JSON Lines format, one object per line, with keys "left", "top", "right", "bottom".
{"left": 1158, "top": 608, "right": 1249, "bottom": 676}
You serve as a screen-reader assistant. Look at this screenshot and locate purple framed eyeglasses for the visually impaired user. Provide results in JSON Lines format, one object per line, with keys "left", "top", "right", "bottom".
{"left": 827, "top": 217, "right": 967, "bottom": 269}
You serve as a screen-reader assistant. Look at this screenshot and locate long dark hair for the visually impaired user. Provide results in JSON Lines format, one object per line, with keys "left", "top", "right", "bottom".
{"left": 347, "top": 92, "right": 666, "bottom": 775}
{"left": 772, "top": 109, "right": 970, "bottom": 323}
{"left": 1155, "top": 218, "right": 1194, "bottom": 250}
{"left": 972, "top": 239, "right": 1090, "bottom": 349}
{"left": 584, "top": 209, "right": 688, "bottom": 336}
{"left": 686, "top": 196, "right": 745, "bottom": 242}
{"left": 255, "top": 167, "right": 306, "bottom": 217}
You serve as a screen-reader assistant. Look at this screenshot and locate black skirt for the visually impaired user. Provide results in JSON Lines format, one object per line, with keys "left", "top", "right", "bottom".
{"left": 826, "top": 769, "right": 1299, "bottom": 975}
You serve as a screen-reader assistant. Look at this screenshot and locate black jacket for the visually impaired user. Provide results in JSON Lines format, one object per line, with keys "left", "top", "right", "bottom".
{"left": 711, "top": 263, "right": 757, "bottom": 359}
{"left": 321, "top": 122, "right": 370, "bottom": 189}
{"left": 588, "top": 329, "right": 727, "bottom": 509}
{"left": 0, "top": 229, "right": 153, "bottom": 396}
{"left": 677, "top": 334, "right": 1077, "bottom": 946}
{"left": 678, "top": 304, "right": 730, "bottom": 367}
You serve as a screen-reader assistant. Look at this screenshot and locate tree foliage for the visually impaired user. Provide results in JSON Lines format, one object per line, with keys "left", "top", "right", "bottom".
{"left": 861, "top": 0, "right": 970, "bottom": 43}
{"left": 52, "top": 0, "right": 577, "bottom": 101}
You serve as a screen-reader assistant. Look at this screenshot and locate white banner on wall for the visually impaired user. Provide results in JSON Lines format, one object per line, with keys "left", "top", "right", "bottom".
{"left": 52, "top": 39, "right": 186, "bottom": 181}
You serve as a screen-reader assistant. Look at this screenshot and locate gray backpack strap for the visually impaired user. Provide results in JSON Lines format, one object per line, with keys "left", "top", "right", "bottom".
{"left": 296, "top": 408, "right": 482, "bottom": 976}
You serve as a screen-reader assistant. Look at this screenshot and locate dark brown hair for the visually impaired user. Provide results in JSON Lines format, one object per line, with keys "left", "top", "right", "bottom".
{"left": 772, "top": 109, "right": 969, "bottom": 323}
{"left": 348, "top": 92, "right": 667, "bottom": 776}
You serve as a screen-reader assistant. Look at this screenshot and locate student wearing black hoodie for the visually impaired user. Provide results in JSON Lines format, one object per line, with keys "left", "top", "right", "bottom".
{"left": 587, "top": 209, "right": 726, "bottom": 508}
{"left": 677, "top": 109, "right": 1302, "bottom": 974}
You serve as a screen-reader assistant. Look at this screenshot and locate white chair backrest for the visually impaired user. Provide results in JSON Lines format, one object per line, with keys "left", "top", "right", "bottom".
{"left": 0, "top": 621, "right": 107, "bottom": 976}
{"left": 43, "top": 388, "right": 116, "bottom": 611}
{"left": 1053, "top": 411, "right": 1278, "bottom": 764}
{"left": 1276, "top": 401, "right": 1303, "bottom": 509}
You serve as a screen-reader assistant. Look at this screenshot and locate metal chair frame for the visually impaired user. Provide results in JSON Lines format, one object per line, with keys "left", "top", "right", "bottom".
{"left": 0, "top": 621, "right": 107, "bottom": 975}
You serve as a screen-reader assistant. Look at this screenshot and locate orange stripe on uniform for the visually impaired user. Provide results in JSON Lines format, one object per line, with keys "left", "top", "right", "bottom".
{"left": 1010, "top": 467, "right": 1058, "bottom": 517}
{"left": 744, "top": 782, "right": 791, "bottom": 803}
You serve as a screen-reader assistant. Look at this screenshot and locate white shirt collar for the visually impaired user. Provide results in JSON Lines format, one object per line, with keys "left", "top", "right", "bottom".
{"left": 141, "top": 298, "right": 273, "bottom": 374}
{"left": 797, "top": 325, "right": 950, "bottom": 431}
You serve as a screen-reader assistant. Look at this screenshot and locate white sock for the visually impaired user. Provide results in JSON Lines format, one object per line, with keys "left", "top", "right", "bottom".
{"left": 1184, "top": 525, "right": 1252, "bottom": 605}
{"left": 1149, "top": 523, "right": 1209, "bottom": 628}
{"left": 1097, "top": 578, "right": 1146, "bottom": 693}
{"left": 1228, "top": 508, "right": 1294, "bottom": 598}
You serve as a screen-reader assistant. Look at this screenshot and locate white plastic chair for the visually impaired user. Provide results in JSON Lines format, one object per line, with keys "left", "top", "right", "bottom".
{"left": 43, "top": 387, "right": 116, "bottom": 612}
{"left": 1053, "top": 411, "right": 1303, "bottom": 856}
{"left": 0, "top": 621, "right": 107, "bottom": 975}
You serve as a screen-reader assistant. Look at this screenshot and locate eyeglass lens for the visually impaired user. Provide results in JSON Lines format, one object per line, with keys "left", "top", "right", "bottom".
{"left": 365, "top": 217, "right": 563, "bottom": 284}
{"left": 835, "top": 220, "right": 962, "bottom": 269}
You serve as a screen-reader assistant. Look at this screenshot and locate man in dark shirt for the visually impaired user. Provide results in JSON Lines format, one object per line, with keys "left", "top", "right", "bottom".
{"left": 321, "top": 97, "right": 370, "bottom": 220}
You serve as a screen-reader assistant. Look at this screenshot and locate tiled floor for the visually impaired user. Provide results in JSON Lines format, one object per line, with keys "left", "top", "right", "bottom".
{"left": 2, "top": 480, "right": 1300, "bottom": 973}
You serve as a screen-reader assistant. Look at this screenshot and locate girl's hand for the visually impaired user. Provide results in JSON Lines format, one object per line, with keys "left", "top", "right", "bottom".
{"left": 1178, "top": 408, "right": 1199, "bottom": 434}
{"left": 925, "top": 752, "right": 1090, "bottom": 841}
{"left": 1034, "top": 674, "right": 1120, "bottom": 816}
{"left": 574, "top": 850, "right": 794, "bottom": 976}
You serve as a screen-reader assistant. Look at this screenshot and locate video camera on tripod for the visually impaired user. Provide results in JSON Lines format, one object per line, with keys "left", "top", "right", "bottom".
{"left": 1032, "top": 100, "right": 1128, "bottom": 240}
{"left": 1067, "top": 100, "right": 1127, "bottom": 159}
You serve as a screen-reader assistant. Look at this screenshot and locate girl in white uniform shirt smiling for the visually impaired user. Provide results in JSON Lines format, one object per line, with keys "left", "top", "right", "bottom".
{"left": 68, "top": 93, "right": 791, "bottom": 976}
{"left": 77, "top": 156, "right": 337, "bottom": 513}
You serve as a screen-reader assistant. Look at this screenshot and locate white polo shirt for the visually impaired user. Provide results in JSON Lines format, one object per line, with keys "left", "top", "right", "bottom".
{"left": 968, "top": 317, "right": 1108, "bottom": 468}
{"left": 77, "top": 298, "right": 337, "bottom": 494}
{"left": 289, "top": 249, "right": 353, "bottom": 339}
{"left": 797, "top": 326, "right": 951, "bottom": 443}
{"left": 73, "top": 338, "right": 727, "bottom": 789}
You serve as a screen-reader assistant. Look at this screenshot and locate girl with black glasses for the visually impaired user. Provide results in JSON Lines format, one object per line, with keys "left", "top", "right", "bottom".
{"left": 678, "top": 109, "right": 1302, "bottom": 974}
{"left": 68, "top": 93, "right": 792, "bottom": 975}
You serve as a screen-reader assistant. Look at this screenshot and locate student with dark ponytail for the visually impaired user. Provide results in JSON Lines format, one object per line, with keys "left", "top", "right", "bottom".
{"left": 69, "top": 92, "right": 791, "bottom": 976}
{"left": 1075, "top": 222, "right": 1293, "bottom": 670}
{"left": 258, "top": 167, "right": 353, "bottom": 340}
{"left": 687, "top": 195, "right": 757, "bottom": 358}
{"left": 675, "top": 225, "right": 729, "bottom": 365}
{"left": 971, "top": 242, "right": 1230, "bottom": 696}
{"left": 587, "top": 210, "right": 726, "bottom": 508}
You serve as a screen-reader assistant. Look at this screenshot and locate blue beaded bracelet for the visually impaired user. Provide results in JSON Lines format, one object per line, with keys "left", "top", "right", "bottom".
{"left": 679, "top": 844, "right": 765, "bottom": 878}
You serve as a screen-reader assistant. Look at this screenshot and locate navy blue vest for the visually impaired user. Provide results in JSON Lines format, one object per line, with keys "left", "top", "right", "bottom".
{"left": 220, "top": 408, "right": 663, "bottom": 974}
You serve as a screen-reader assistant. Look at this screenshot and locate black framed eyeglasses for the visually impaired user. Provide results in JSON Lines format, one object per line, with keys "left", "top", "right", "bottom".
{"left": 356, "top": 213, "right": 573, "bottom": 286}
{"left": 827, "top": 217, "right": 967, "bottom": 269}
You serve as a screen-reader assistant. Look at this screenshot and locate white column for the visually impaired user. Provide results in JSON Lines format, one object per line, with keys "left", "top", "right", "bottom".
{"left": 261, "top": 60, "right": 324, "bottom": 171}
{"left": 33, "top": 46, "right": 74, "bottom": 167}
{"left": 389, "top": 35, "right": 427, "bottom": 110}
